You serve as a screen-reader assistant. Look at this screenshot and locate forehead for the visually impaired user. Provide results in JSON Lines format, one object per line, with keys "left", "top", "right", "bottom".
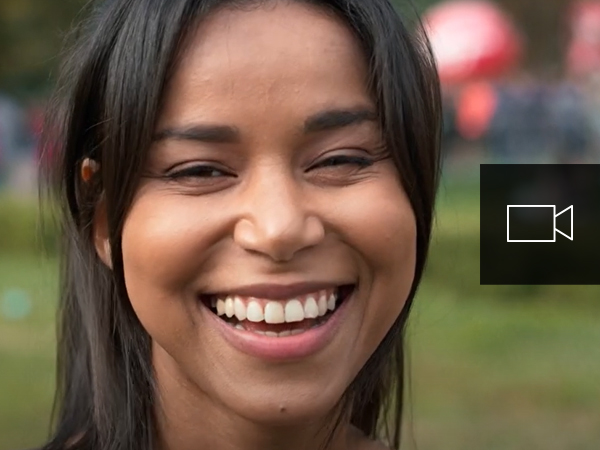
{"left": 158, "top": 2, "right": 372, "bottom": 129}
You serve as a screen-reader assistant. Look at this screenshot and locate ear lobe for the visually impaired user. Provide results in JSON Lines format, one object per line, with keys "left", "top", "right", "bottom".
{"left": 93, "top": 198, "right": 112, "bottom": 269}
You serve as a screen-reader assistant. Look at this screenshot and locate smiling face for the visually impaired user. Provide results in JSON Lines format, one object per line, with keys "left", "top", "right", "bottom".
{"left": 110, "top": 0, "right": 416, "bottom": 435}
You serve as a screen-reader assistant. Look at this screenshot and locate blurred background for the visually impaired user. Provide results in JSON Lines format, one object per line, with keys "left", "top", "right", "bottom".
{"left": 0, "top": 0, "right": 599, "bottom": 449}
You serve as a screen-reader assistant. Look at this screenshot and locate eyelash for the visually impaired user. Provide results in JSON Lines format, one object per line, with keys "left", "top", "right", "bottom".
{"left": 166, "top": 154, "right": 375, "bottom": 179}
{"left": 311, "top": 155, "right": 374, "bottom": 170}
{"left": 166, "top": 165, "right": 231, "bottom": 179}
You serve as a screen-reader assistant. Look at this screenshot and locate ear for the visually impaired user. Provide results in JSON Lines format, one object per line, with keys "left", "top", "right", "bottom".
{"left": 93, "top": 197, "right": 112, "bottom": 269}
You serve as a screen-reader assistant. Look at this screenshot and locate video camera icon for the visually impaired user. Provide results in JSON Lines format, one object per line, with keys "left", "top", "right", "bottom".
{"left": 507, "top": 205, "right": 573, "bottom": 243}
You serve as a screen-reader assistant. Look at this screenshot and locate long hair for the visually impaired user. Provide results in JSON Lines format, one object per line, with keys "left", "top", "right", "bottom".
{"left": 40, "top": 1, "right": 441, "bottom": 449}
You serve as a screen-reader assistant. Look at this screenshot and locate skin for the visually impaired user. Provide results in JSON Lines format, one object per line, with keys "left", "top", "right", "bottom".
{"left": 95, "top": 2, "right": 416, "bottom": 450}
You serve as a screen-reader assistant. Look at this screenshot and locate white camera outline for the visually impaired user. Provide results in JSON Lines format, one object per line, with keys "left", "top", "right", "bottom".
{"left": 506, "top": 205, "right": 573, "bottom": 242}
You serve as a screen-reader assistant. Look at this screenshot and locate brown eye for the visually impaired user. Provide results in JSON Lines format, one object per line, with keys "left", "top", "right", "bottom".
{"left": 167, "top": 165, "right": 235, "bottom": 179}
{"left": 309, "top": 155, "right": 374, "bottom": 171}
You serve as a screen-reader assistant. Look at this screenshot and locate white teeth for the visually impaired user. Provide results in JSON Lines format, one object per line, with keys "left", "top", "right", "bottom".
{"left": 246, "top": 300, "right": 264, "bottom": 323}
{"left": 265, "top": 331, "right": 278, "bottom": 337}
{"left": 214, "top": 289, "right": 343, "bottom": 322}
{"left": 290, "top": 329, "right": 304, "bottom": 336}
{"left": 318, "top": 292, "right": 328, "bottom": 316}
{"left": 264, "top": 301, "right": 285, "bottom": 324}
{"left": 284, "top": 299, "right": 305, "bottom": 323}
{"left": 225, "top": 296, "right": 235, "bottom": 318}
{"left": 278, "top": 330, "right": 291, "bottom": 337}
{"left": 234, "top": 324, "right": 245, "bottom": 331}
{"left": 327, "top": 293, "right": 336, "bottom": 311}
{"left": 216, "top": 298, "right": 226, "bottom": 316}
{"left": 234, "top": 296, "right": 247, "bottom": 321}
{"left": 304, "top": 296, "right": 319, "bottom": 319}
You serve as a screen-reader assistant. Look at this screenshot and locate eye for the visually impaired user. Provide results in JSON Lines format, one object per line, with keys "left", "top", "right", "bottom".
{"left": 309, "top": 154, "right": 374, "bottom": 171}
{"left": 166, "top": 164, "right": 235, "bottom": 179}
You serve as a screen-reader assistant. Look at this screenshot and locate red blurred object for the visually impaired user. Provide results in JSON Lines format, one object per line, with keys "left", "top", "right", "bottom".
{"left": 424, "top": 0, "right": 523, "bottom": 85}
{"left": 456, "top": 81, "right": 498, "bottom": 140}
{"left": 567, "top": 1, "right": 600, "bottom": 76}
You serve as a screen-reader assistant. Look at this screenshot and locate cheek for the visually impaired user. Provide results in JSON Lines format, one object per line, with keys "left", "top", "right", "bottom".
{"left": 121, "top": 192, "right": 215, "bottom": 290}
{"left": 119, "top": 192, "right": 213, "bottom": 338}
{"left": 362, "top": 210, "right": 416, "bottom": 366}
{"left": 352, "top": 196, "right": 416, "bottom": 274}
{"left": 328, "top": 172, "right": 417, "bottom": 280}
{"left": 332, "top": 176, "right": 417, "bottom": 357}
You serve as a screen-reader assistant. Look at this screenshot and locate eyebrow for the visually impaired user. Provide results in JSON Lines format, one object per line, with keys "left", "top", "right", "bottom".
{"left": 153, "top": 108, "right": 378, "bottom": 144}
{"left": 153, "top": 125, "right": 240, "bottom": 143}
{"left": 303, "top": 108, "right": 378, "bottom": 133}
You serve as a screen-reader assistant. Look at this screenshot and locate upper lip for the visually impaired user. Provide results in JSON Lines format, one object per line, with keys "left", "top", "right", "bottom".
{"left": 206, "top": 281, "right": 353, "bottom": 300}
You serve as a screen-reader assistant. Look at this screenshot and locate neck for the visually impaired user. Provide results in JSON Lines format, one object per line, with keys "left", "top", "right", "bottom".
{"left": 156, "top": 408, "right": 352, "bottom": 450}
{"left": 153, "top": 349, "right": 355, "bottom": 450}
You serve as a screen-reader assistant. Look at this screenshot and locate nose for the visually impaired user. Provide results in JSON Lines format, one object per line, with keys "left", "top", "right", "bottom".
{"left": 233, "top": 172, "right": 325, "bottom": 262}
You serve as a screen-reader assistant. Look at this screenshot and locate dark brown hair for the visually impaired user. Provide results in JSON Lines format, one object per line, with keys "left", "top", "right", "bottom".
{"left": 41, "top": 1, "right": 441, "bottom": 449}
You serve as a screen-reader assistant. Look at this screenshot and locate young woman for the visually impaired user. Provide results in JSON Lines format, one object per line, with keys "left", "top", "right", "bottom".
{"left": 40, "top": 0, "right": 441, "bottom": 449}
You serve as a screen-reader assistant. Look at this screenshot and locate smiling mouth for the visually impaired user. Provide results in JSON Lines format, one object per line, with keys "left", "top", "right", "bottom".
{"left": 200, "top": 285, "right": 355, "bottom": 337}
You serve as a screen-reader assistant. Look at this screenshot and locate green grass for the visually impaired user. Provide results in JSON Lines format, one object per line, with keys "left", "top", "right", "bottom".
{"left": 400, "top": 177, "right": 600, "bottom": 449}
{"left": 0, "top": 194, "right": 58, "bottom": 256}
{"left": 0, "top": 255, "right": 57, "bottom": 450}
{"left": 403, "top": 285, "right": 600, "bottom": 450}
{"left": 1, "top": 183, "right": 599, "bottom": 450}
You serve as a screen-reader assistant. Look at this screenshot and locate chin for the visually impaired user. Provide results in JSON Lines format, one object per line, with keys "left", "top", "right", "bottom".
{"left": 226, "top": 384, "right": 346, "bottom": 426}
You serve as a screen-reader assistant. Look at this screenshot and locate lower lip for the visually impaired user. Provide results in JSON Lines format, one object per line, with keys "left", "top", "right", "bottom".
{"left": 200, "top": 293, "right": 353, "bottom": 361}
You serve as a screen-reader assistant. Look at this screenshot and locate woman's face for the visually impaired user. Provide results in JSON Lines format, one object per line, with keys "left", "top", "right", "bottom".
{"left": 114, "top": 2, "right": 416, "bottom": 426}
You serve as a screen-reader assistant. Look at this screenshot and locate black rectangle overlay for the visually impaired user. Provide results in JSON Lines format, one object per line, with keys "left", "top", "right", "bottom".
{"left": 480, "top": 164, "right": 600, "bottom": 285}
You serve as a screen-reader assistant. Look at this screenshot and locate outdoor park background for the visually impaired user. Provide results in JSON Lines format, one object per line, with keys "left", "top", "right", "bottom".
{"left": 1, "top": 0, "right": 600, "bottom": 449}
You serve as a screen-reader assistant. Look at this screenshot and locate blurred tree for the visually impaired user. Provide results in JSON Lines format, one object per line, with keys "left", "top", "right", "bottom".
{"left": 0, "top": 0, "right": 576, "bottom": 99}
{"left": 0, "top": 0, "right": 87, "bottom": 99}
{"left": 496, "top": 0, "right": 572, "bottom": 77}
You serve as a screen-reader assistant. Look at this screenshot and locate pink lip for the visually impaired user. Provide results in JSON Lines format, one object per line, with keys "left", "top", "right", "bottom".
{"left": 200, "top": 290, "right": 353, "bottom": 361}
{"left": 207, "top": 281, "right": 348, "bottom": 301}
